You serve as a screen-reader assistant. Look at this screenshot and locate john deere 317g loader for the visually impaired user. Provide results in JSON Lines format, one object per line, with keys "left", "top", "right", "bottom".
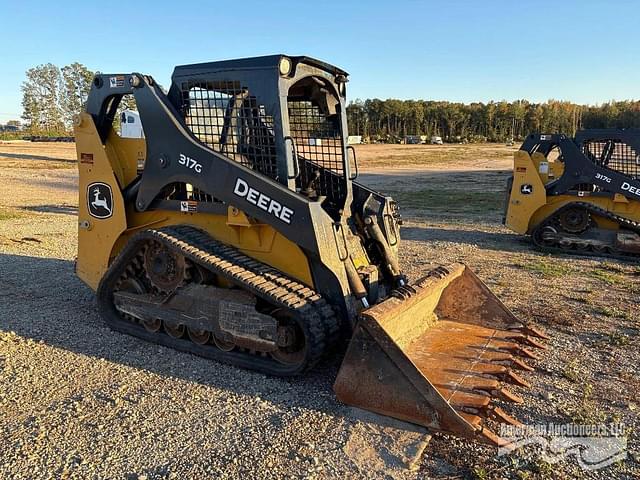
{"left": 75, "top": 55, "right": 546, "bottom": 445}
{"left": 505, "top": 130, "right": 640, "bottom": 258}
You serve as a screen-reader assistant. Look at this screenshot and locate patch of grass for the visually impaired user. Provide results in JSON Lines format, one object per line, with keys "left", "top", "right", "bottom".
{"left": 592, "top": 305, "right": 631, "bottom": 320}
{"left": 589, "top": 268, "right": 622, "bottom": 285}
{"left": 472, "top": 466, "right": 490, "bottom": 480}
{"left": 599, "top": 263, "right": 625, "bottom": 273}
{"left": 567, "top": 383, "right": 607, "bottom": 424}
{"left": 386, "top": 188, "right": 503, "bottom": 215}
{"left": 565, "top": 293, "right": 592, "bottom": 305}
{"left": 0, "top": 207, "right": 23, "bottom": 221}
{"left": 610, "top": 411, "right": 623, "bottom": 424}
{"left": 531, "top": 459, "right": 554, "bottom": 478}
{"left": 517, "top": 259, "right": 573, "bottom": 277}
{"left": 606, "top": 332, "right": 630, "bottom": 346}
{"left": 624, "top": 284, "right": 639, "bottom": 295}
{"left": 562, "top": 359, "right": 581, "bottom": 383}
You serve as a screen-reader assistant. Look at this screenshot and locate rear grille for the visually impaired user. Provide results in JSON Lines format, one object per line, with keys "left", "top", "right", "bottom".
{"left": 584, "top": 140, "right": 640, "bottom": 180}
{"left": 288, "top": 100, "right": 345, "bottom": 202}
{"left": 180, "top": 81, "right": 278, "bottom": 180}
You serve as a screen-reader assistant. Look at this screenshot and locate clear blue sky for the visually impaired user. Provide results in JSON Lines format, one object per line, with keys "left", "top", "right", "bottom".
{"left": 1, "top": 0, "right": 638, "bottom": 122}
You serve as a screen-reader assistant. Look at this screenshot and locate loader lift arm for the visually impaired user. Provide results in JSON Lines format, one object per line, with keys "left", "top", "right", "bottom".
{"left": 520, "top": 131, "right": 640, "bottom": 198}
{"left": 85, "top": 73, "right": 322, "bottom": 253}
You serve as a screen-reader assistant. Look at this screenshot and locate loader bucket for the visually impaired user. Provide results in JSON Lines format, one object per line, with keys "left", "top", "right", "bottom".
{"left": 334, "top": 263, "right": 548, "bottom": 446}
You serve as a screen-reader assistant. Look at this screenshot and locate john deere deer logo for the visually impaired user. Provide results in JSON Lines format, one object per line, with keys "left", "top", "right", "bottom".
{"left": 87, "top": 182, "right": 113, "bottom": 219}
{"left": 520, "top": 184, "right": 533, "bottom": 195}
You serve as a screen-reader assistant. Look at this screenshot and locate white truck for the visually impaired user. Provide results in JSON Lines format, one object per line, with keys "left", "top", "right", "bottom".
{"left": 120, "top": 110, "right": 144, "bottom": 138}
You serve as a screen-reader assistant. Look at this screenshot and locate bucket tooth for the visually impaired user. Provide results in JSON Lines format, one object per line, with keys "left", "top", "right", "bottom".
{"left": 505, "top": 334, "right": 547, "bottom": 350}
{"left": 508, "top": 357, "right": 535, "bottom": 372}
{"left": 507, "top": 345, "right": 541, "bottom": 360}
{"left": 456, "top": 409, "right": 515, "bottom": 447}
{"left": 468, "top": 365, "right": 508, "bottom": 379}
{"left": 484, "top": 406, "right": 525, "bottom": 427}
{"left": 473, "top": 355, "right": 534, "bottom": 389}
{"left": 453, "top": 366, "right": 528, "bottom": 389}
{"left": 477, "top": 354, "right": 534, "bottom": 372}
{"left": 474, "top": 387, "right": 524, "bottom": 404}
{"left": 499, "top": 388, "right": 525, "bottom": 404}
{"left": 508, "top": 324, "right": 550, "bottom": 340}
{"left": 501, "top": 370, "right": 531, "bottom": 388}
{"left": 478, "top": 427, "right": 510, "bottom": 447}
{"left": 335, "top": 263, "right": 545, "bottom": 444}
{"left": 458, "top": 410, "right": 483, "bottom": 428}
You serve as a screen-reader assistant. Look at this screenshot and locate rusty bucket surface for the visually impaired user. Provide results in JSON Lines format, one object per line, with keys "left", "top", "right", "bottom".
{"left": 334, "top": 263, "right": 547, "bottom": 446}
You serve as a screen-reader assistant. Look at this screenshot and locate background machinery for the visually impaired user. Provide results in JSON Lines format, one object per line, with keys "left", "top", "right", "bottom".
{"left": 505, "top": 130, "right": 640, "bottom": 258}
{"left": 76, "top": 55, "right": 546, "bottom": 446}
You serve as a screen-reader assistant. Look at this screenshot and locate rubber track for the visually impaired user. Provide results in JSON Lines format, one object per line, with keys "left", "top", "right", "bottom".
{"left": 97, "top": 225, "right": 341, "bottom": 376}
{"left": 532, "top": 201, "right": 640, "bottom": 261}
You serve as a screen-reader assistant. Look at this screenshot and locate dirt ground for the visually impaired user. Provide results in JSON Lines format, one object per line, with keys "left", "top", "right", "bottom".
{"left": 0, "top": 141, "right": 638, "bottom": 479}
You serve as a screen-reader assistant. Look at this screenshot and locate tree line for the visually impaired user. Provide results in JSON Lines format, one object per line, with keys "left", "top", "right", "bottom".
{"left": 346, "top": 98, "right": 640, "bottom": 143}
{"left": 16, "top": 63, "right": 640, "bottom": 141}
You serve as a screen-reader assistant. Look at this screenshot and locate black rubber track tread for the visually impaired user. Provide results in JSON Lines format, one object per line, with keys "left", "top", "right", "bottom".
{"left": 97, "top": 226, "right": 341, "bottom": 376}
{"left": 531, "top": 201, "right": 640, "bottom": 261}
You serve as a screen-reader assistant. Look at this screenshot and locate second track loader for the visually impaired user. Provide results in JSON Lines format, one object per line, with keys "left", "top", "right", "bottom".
{"left": 505, "top": 130, "right": 640, "bottom": 258}
{"left": 75, "top": 55, "right": 546, "bottom": 445}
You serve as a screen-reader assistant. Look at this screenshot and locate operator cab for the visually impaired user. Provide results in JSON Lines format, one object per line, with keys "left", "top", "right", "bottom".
{"left": 169, "top": 55, "right": 351, "bottom": 219}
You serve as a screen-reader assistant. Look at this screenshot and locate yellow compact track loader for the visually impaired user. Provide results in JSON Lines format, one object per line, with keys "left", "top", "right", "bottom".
{"left": 505, "top": 131, "right": 640, "bottom": 258}
{"left": 75, "top": 55, "right": 546, "bottom": 445}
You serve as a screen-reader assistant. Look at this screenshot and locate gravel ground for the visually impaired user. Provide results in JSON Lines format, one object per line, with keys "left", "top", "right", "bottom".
{"left": 0, "top": 143, "right": 638, "bottom": 479}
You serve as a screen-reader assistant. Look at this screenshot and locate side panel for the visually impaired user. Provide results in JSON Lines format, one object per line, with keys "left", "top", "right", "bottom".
{"left": 75, "top": 113, "right": 128, "bottom": 290}
{"left": 505, "top": 151, "right": 547, "bottom": 234}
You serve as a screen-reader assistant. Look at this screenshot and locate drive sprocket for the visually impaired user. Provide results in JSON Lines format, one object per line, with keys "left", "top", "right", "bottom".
{"left": 143, "top": 241, "right": 187, "bottom": 293}
{"left": 557, "top": 206, "right": 591, "bottom": 234}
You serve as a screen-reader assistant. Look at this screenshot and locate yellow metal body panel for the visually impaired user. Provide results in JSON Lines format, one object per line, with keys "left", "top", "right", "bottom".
{"left": 506, "top": 150, "right": 640, "bottom": 235}
{"left": 105, "top": 130, "right": 146, "bottom": 186}
{"left": 75, "top": 113, "right": 128, "bottom": 290}
{"left": 75, "top": 115, "right": 313, "bottom": 292}
{"left": 530, "top": 151, "right": 564, "bottom": 184}
{"left": 549, "top": 157, "right": 564, "bottom": 180}
{"left": 505, "top": 151, "right": 547, "bottom": 234}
